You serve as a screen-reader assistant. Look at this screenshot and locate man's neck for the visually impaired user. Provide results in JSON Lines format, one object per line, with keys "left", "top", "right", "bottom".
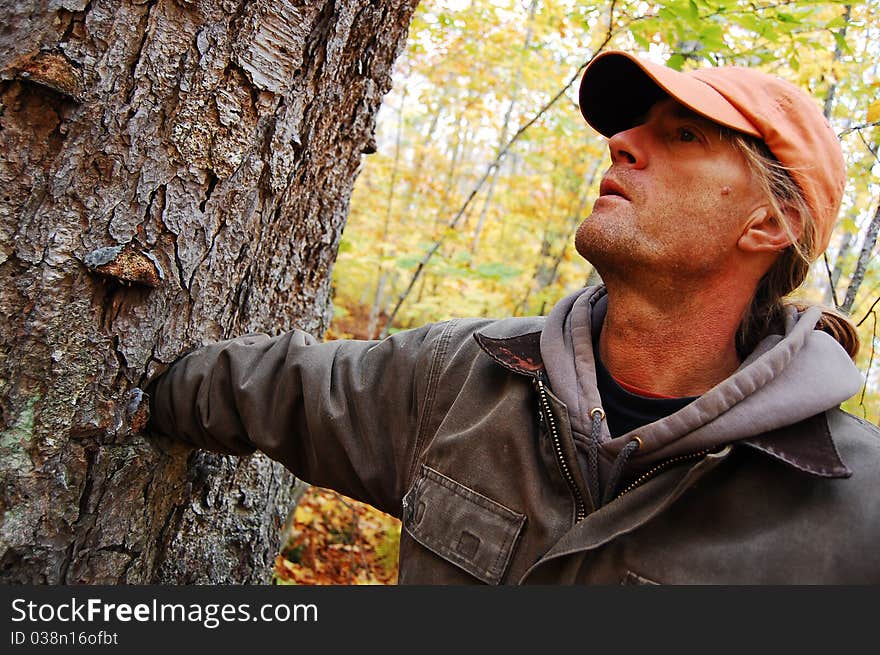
{"left": 597, "top": 282, "right": 749, "bottom": 398}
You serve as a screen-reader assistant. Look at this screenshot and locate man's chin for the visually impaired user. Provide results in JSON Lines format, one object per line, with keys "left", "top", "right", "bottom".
{"left": 574, "top": 216, "right": 615, "bottom": 264}
{"left": 574, "top": 218, "right": 644, "bottom": 280}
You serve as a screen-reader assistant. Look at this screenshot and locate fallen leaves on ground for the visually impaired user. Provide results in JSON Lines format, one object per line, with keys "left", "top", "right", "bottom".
{"left": 274, "top": 486, "right": 401, "bottom": 585}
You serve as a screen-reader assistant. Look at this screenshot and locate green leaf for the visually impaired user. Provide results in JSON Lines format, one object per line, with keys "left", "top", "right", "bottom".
{"left": 832, "top": 30, "right": 852, "bottom": 55}
{"left": 658, "top": 7, "right": 681, "bottom": 23}
{"left": 736, "top": 13, "right": 760, "bottom": 33}
{"left": 666, "top": 54, "right": 686, "bottom": 71}
{"left": 632, "top": 30, "right": 651, "bottom": 50}
{"left": 698, "top": 24, "right": 725, "bottom": 50}
{"left": 474, "top": 262, "right": 521, "bottom": 280}
{"left": 396, "top": 255, "right": 423, "bottom": 269}
{"left": 452, "top": 250, "right": 473, "bottom": 265}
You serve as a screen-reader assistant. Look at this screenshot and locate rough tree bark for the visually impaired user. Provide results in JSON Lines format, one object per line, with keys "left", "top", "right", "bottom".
{"left": 0, "top": 0, "right": 419, "bottom": 584}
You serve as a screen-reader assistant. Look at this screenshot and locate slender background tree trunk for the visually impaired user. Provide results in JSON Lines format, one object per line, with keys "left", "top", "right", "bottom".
{"left": 0, "top": 0, "right": 419, "bottom": 583}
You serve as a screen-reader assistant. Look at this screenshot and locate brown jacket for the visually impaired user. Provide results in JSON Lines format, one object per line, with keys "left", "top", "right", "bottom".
{"left": 148, "top": 307, "right": 880, "bottom": 584}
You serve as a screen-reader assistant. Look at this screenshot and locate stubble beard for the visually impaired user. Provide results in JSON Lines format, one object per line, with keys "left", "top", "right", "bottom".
{"left": 574, "top": 210, "right": 649, "bottom": 283}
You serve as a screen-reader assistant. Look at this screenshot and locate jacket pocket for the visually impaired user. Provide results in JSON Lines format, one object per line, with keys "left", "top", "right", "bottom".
{"left": 402, "top": 465, "right": 526, "bottom": 585}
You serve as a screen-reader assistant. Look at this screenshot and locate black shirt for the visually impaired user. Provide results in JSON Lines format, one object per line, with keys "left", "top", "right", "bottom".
{"left": 594, "top": 351, "right": 697, "bottom": 438}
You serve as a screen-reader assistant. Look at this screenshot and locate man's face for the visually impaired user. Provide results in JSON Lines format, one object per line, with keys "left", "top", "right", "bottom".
{"left": 575, "top": 97, "right": 768, "bottom": 286}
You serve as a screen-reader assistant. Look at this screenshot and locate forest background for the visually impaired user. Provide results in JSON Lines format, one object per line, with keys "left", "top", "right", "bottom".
{"left": 275, "top": 0, "right": 880, "bottom": 585}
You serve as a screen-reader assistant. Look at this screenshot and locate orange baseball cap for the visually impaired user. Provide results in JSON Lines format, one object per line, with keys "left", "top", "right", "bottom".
{"left": 578, "top": 50, "right": 846, "bottom": 258}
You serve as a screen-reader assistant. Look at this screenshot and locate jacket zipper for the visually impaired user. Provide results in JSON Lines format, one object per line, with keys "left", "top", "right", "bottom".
{"left": 535, "top": 375, "right": 588, "bottom": 522}
{"left": 614, "top": 448, "right": 710, "bottom": 500}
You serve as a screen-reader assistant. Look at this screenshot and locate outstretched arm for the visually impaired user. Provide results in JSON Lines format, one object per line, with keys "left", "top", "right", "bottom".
{"left": 147, "top": 322, "right": 451, "bottom": 517}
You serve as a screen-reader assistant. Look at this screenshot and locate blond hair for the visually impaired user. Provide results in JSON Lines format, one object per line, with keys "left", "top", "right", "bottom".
{"left": 728, "top": 133, "right": 859, "bottom": 359}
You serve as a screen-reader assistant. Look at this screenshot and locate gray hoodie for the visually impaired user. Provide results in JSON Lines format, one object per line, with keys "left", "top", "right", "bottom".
{"left": 540, "top": 286, "right": 864, "bottom": 484}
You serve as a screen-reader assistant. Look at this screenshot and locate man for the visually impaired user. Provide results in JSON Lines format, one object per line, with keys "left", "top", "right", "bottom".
{"left": 148, "top": 51, "right": 880, "bottom": 584}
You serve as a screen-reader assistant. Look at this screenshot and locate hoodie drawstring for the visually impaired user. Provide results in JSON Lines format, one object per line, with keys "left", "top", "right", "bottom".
{"left": 602, "top": 437, "right": 642, "bottom": 506}
{"left": 587, "top": 408, "right": 604, "bottom": 510}
{"left": 588, "top": 407, "right": 642, "bottom": 507}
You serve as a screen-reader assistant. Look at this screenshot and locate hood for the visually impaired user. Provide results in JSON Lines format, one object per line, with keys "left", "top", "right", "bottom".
{"left": 539, "top": 285, "right": 864, "bottom": 475}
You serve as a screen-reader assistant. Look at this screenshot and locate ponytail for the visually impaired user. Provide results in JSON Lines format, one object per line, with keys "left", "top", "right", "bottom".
{"left": 790, "top": 302, "right": 860, "bottom": 359}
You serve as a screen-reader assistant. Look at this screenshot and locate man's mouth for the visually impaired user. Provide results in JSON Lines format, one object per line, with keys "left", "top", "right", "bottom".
{"left": 599, "top": 178, "right": 629, "bottom": 200}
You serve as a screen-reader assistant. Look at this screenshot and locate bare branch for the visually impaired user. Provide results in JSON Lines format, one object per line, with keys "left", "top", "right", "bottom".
{"left": 823, "top": 4, "right": 850, "bottom": 120}
{"left": 838, "top": 120, "right": 880, "bottom": 138}
{"left": 824, "top": 252, "right": 841, "bottom": 309}
{"left": 856, "top": 129, "right": 880, "bottom": 164}
{"left": 856, "top": 296, "right": 880, "bottom": 328}
{"left": 858, "top": 310, "right": 877, "bottom": 419}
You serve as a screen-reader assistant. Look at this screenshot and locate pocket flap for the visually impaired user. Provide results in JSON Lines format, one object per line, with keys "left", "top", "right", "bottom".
{"left": 402, "top": 465, "right": 526, "bottom": 585}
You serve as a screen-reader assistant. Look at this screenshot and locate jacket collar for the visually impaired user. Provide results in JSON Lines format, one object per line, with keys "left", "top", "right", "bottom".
{"left": 474, "top": 330, "right": 851, "bottom": 479}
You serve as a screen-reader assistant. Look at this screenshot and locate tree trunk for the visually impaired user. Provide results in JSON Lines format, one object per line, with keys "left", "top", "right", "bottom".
{"left": 841, "top": 201, "right": 880, "bottom": 315}
{"left": 0, "top": 0, "right": 419, "bottom": 584}
{"left": 469, "top": 0, "right": 538, "bottom": 254}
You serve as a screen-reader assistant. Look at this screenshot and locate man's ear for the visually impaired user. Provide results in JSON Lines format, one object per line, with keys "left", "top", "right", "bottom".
{"left": 738, "top": 205, "right": 800, "bottom": 253}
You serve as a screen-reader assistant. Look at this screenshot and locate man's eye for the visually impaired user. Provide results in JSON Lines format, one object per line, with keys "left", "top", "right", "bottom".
{"left": 678, "top": 128, "right": 698, "bottom": 142}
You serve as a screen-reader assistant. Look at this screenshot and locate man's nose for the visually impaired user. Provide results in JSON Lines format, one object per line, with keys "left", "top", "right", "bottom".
{"left": 607, "top": 126, "right": 648, "bottom": 168}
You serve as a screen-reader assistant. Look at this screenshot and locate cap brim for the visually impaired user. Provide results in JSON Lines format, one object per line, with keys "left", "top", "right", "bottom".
{"left": 579, "top": 51, "right": 760, "bottom": 138}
